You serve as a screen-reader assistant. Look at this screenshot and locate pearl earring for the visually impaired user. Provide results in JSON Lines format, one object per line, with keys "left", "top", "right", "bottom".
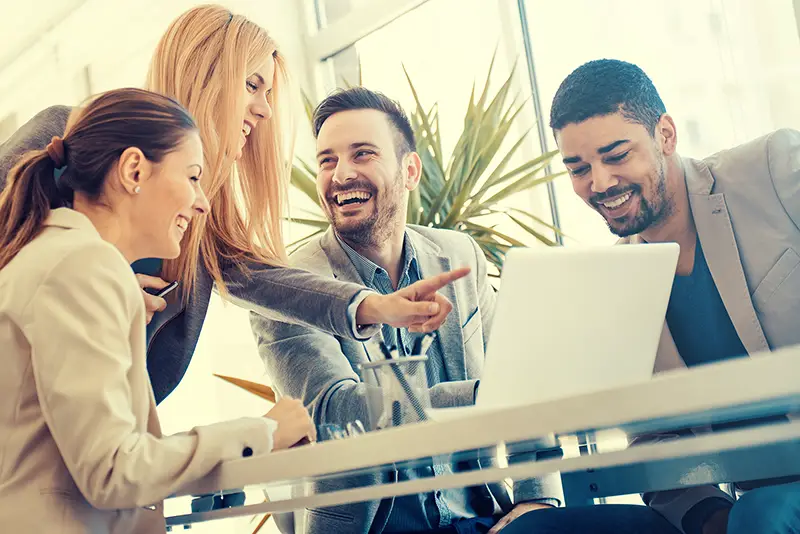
{"left": 133, "top": 186, "right": 141, "bottom": 194}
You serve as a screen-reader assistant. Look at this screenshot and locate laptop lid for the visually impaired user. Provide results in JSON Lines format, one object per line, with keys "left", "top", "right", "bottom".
{"left": 475, "top": 242, "right": 679, "bottom": 409}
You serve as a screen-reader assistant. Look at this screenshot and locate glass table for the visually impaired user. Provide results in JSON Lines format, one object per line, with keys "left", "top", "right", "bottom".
{"left": 164, "top": 344, "right": 800, "bottom": 530}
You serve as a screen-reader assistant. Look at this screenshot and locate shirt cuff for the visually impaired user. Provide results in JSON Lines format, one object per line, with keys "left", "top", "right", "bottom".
{"left": 258, "top": 417, "right": 278, "bottom": 454}
{"left": 682, "top": 497, "right": 734, "bottom": 534}
{"left": 216, "top": 417, "right": 278, "bottom": 461}
{"left": 347, "top": 289, "right": 380, "bottom": 340}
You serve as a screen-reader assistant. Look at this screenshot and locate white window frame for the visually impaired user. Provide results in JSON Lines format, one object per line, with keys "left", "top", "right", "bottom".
{"left": 306, "top": 0, "right": 432, "bottom": 61}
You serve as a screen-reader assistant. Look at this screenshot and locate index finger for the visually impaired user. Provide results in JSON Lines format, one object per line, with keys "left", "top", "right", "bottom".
{"left": 407, "top": 267, "right": 470, "bottom": 297}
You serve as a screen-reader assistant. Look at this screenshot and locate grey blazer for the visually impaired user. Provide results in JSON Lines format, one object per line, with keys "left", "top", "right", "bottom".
{"left": 251, "top": 226, "right": 562, "bottom": 534}
{"left": 622, "top": 128, "right": 800, "bottom": 533}
{"left": 0, "top": 106, "right": 375, "bottom": 403}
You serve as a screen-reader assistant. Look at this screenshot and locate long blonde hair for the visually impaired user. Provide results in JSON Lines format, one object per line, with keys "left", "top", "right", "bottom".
{"left": 146, "top": 4, "right": 290, "bottom": 298}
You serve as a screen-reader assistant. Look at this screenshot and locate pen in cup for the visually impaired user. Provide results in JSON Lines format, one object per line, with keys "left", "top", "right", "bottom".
{"left": 378, "top": 339, "right": 428, "bottom": 422}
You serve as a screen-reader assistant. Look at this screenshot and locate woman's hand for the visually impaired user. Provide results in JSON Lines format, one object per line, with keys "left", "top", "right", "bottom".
{"left": 265, "top": 397, "right": 317, "bottom": 450}
{"left": 355, "top": 267, "right": 471, "bottom": 333}
{"left": 136, "top": 274, "right": 169, "bottom": 324}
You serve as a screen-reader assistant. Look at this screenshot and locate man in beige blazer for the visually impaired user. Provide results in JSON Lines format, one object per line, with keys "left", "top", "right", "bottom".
{"left": 548, "top": 58, "right": 800, "bottom": 534}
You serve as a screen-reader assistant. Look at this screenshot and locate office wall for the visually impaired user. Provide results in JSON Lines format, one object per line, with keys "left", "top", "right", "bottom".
{"left": 0, "top": 0, "right": 314, "bottom": 142}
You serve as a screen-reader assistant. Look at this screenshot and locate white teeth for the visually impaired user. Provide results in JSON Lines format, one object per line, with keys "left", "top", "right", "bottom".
{"left": 176, "top": 218, "right": 188, "bottom": 231}
{"left": 602, "top": 192, "right": 632, "bottom": 209}
{"left": 242, "top": 123, "right": 251, "bottom": 136}
{"left": 335, "top": 191, "right": 372, "bottom": 205}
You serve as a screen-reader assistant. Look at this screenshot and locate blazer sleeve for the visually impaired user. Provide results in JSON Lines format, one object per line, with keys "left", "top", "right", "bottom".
{"left": 0, "top": 105, "right": 71, "bottom": 189}
{"left": 24, "top": 243, "right": 276, "bottom": 510}
{"left": 224, "top": 259, "right": 379, "bottom": 341}
{"left": 767, "top": 128, "right": 800, "bottom": 229}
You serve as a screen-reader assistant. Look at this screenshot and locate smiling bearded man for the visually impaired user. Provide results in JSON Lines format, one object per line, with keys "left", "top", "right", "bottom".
{"left": 550, "top": 58, "right": 800, "bottom": 534}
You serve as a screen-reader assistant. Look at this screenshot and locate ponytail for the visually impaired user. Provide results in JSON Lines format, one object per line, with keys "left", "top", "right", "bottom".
{"left": 0, "top": 147, "right": 64, "bottom": 270}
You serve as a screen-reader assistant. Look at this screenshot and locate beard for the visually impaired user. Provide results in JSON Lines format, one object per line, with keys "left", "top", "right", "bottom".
{"left": 591, "top": 160, "right": 674, "bottom": 237}
{"left": 327, "top": 173, "right": 403, "bottom": 248}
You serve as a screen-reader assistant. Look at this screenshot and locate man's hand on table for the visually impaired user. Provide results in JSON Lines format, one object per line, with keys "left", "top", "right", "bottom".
{"left": 487, "top": 502, "right": 555, "bottom": 533}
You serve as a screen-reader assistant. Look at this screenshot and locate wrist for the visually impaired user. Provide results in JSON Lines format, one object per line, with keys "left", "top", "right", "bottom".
{"left": 356, "top": 294, "right": 381, "bottom": 326}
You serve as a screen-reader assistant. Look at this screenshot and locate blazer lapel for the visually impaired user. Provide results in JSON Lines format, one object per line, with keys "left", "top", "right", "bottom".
{"left": 319, "top": 229, "right": 384, "bottom": 365}
{"left": 407, "top": 230, "right": 466, "bottom": 381}
{"left": 684, "top": 159, "right": 770, "bottom": 356}
{"left": 319, "top": 228, "right": 364, "bottom": 284}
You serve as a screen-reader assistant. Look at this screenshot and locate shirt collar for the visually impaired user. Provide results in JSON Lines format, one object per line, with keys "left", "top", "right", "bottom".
{"left": 336, "top": 231, "right": 419, "bottom": 289}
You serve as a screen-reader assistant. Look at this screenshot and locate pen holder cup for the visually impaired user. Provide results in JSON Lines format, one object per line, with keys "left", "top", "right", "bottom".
{"left": 358, "top": 356, "right": 431, "bottom": 432}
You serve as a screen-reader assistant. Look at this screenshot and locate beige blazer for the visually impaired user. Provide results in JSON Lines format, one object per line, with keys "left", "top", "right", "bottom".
{"left": 0, "top": 208, "right": 276, "bottom": 534}
{"left": 621, "top": 128, "right": 800, "bottom": 532}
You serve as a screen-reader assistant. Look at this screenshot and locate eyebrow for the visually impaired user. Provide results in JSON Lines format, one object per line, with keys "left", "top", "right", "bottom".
{"left": 252, "top": 73, "right": 266, "bottom": 85}
{"left": 188, "top": 164, "right": 203, "bottom": 176}
{"left": 316, "top": 142, "right": 380, "bottom": 159}
{"left": 562, "top": 139, "right": 631, "bottom": 165}
{"left": 597, "top": 139, "right": 630, "bottom": 154}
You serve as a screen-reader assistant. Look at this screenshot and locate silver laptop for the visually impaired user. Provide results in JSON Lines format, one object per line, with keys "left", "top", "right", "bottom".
{"left": 429, "top": 242, "right": 679, "bottom": 419}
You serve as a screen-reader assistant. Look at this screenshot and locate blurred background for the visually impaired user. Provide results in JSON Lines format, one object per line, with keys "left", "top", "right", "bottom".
{"left": 3, "top": 1, "right": 800, "bottom": 532}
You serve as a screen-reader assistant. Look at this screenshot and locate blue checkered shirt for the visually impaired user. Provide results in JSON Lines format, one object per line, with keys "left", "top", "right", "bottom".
{"left": 338, "top": 233, "right": 479, "bottom": 531}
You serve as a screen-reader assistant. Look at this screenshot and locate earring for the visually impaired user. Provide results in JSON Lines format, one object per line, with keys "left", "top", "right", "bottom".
{"left": 133, "top": 186, "right": 141, "bottom": 194}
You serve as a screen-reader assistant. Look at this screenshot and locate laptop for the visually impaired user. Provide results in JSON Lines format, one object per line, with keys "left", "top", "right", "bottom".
{"left": 427, "top": 242, "right": 679, "bottom": 420}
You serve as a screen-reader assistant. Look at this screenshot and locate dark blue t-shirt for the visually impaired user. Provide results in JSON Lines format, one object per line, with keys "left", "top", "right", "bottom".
{"left": 666, "top": 238, "right": 749, "bottom": 533}
{"left": 665, "top": 238, "right": 747, "bottom": 367}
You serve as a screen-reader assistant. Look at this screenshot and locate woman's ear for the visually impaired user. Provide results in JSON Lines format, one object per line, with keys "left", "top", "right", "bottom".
{"left": 116, "top": 147, "right": 152, "bottom": 195}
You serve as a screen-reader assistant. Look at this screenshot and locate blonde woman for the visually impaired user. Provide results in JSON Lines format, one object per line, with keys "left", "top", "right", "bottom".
{"left": 0, "top": 4, "right": 467, "bottom": 403}
{"left": 0, "top": 88, "right": 317, "bottom": 534}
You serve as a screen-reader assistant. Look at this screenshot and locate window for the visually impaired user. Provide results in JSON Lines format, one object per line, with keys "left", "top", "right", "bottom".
{"left": 325, "top": 0, "right": 518, "bottom": 159}
{"left": 311, "top": 0, "right": 559, "bottom": 253}
{"left": 316, "top": 0, "right": 375, "bottom": 26}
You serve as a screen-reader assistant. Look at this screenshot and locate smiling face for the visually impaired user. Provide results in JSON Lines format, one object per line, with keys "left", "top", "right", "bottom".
{"left": 556, "top": 112, "right": 677, "bottom": 237}
{"left": 131, "top": 131, "right": 209, "bottom": 258}
{"left": 237, "top": 55, "right": 275, "bottom": 160}
{"left": 316, "top": 109, "right": 414, "bottom": 247}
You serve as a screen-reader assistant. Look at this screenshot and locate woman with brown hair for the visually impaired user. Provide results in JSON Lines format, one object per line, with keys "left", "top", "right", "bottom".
{"left": 0, "top": 87, "right": 317, "bottom": 533}
{"left": 0, "top": 4, "right": 466, "bottom": 404}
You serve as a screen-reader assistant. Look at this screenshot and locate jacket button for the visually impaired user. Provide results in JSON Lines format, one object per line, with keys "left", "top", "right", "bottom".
{"left": 243, "top": 446, "right": 253, "bottom": 457}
